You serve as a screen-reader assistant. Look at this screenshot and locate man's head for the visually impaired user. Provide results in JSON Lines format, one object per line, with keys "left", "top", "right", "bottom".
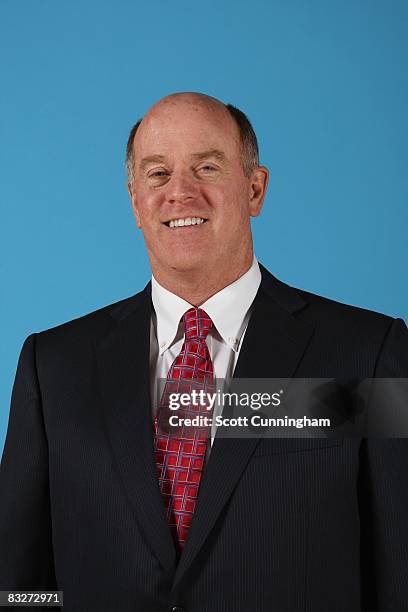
{"left": 126, "top": 92, "right": 269, "bottom": 288}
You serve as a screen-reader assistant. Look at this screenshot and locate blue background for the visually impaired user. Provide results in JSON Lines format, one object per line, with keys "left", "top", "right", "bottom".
{"left": 1, "top": 0, "right": 407, "bottom": 453}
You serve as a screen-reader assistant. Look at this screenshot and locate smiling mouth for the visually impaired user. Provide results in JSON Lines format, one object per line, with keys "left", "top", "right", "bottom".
{"left": 163, "top": 216, "right": 208, "bottom": 228}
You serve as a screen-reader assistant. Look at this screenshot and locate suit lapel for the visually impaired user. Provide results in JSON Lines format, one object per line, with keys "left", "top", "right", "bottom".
{"left": 173, "top": 265, "right": 315, "bottom": 587}
{"left": 93, "top": 284, "right": 176, "bottom": 571}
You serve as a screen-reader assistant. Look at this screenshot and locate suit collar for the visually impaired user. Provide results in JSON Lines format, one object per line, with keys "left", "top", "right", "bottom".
{"left": 258, "top": 262, "right": 307, "bottom": 314}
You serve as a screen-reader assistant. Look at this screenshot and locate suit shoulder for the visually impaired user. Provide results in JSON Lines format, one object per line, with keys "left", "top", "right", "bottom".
{"left": 260, "top": 264, "right": 398, "bottom": 335}
{"left": 34, "top": 285, "right": 150, "bottom": 347}
{"left": 289, "top": 285, "right": 404, "bottom": 361}
{"left": 296, "top": 286, "right": 394, "bottom": 327}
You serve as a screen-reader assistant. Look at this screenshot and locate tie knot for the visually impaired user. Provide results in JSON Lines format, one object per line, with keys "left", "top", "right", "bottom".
{"left": 183, "top": 307, "right": 213, "bottom": 340}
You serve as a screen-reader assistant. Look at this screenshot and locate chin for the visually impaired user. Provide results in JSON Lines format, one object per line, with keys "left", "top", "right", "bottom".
{"left": 165, "top": 253, "right": 208, "bottom": 274}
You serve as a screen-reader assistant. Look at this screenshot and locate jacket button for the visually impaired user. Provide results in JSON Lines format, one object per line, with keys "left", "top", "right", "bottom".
{"left": 170, "top": 607, "right": 186, "bottom": 612}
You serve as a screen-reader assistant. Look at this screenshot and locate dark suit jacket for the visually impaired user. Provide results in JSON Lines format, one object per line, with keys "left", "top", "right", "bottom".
{"left": 1, "top": 264, "right": 408, "bottom": 612}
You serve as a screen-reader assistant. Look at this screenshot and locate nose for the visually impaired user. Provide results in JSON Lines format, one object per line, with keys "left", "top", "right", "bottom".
{"left": 166, "top": 172, "right": 198, "bottom": 205}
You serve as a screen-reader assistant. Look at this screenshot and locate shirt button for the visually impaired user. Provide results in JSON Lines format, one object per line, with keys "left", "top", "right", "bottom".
{"left": 160, "top": 341, "right": 166, "bottom": 348}
{"left": 170, "top": 607, "right": 186, "bottom": 612}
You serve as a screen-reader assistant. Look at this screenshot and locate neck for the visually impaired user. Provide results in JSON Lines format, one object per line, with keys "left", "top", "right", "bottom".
{"left": 151, "top": 251, "right": 254, "bottom": 306}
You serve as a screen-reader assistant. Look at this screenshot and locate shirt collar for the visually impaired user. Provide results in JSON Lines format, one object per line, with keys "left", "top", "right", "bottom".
{"left": 151, "top": 256, "right": 261, "bottom": 355}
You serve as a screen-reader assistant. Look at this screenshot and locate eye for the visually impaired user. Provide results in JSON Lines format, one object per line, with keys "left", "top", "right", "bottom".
{"left": 198, "top": 165, "right": 217, "bottom": 173}
{"left": 149, "top": 169, "right": 168, "bottom": 178}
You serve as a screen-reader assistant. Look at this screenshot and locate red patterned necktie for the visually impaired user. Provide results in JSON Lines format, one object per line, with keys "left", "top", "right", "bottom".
{"left": 153, "top": 307, "right": 215, "bottom": 551}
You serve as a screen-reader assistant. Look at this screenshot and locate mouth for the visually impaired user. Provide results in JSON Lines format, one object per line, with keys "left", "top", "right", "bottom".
{"left": 163, "top": 216, "right": 208, "bottom": 228}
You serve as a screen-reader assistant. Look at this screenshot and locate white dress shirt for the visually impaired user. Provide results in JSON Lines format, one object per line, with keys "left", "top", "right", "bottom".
{"left": 149, "top": 256, "right": 261, "bottom": 445}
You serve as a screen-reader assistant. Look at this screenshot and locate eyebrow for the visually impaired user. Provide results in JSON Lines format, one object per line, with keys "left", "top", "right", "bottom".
{"left": 139, "top": 155, "right": 166, "bottom": 172}
{"left": 191, "top": 149, "right": 227, "bottom": 163}
{"left": 139, "top": 149, "right": 227, "bottom": 172}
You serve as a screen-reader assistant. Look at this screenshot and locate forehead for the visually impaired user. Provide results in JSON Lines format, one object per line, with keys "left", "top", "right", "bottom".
{"left": 133, "top": 101, "right": 241, "bottom": 161}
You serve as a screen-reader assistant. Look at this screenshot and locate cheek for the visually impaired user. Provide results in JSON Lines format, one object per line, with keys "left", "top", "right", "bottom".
{"left": 207, "top": 183, "right": 250, "bottom": 222}
{"left": 135, "top": 193, "right": 161, "bottom": 223}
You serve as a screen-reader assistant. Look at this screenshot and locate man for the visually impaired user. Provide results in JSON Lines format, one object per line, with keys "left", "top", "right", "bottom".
{"left": 1, "top": 92, "right": 407, "bottom": 611}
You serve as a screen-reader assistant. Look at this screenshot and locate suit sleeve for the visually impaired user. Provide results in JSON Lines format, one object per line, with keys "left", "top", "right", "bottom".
{"left": 359, "top": 318, "right": 408, "bottom": 611}
{"left": 0, "top": 334, "right": 57, "bottom": 590}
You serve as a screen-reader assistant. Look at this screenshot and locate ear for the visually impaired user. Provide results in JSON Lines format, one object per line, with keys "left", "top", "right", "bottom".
{"left": 127, "top": 181, "right": 142, "bottom": 229}
{"left": 248, "top": 166, "right": 269, "bottom": 217}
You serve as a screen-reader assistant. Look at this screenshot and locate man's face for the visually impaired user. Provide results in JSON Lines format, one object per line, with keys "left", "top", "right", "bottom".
{"left": 128, "top": 97, "right": 267, "bottom": 278}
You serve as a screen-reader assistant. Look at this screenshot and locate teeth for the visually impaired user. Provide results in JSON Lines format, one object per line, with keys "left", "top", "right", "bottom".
{"left": 167, "top": 217, "right": 206, "bottom": 227}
